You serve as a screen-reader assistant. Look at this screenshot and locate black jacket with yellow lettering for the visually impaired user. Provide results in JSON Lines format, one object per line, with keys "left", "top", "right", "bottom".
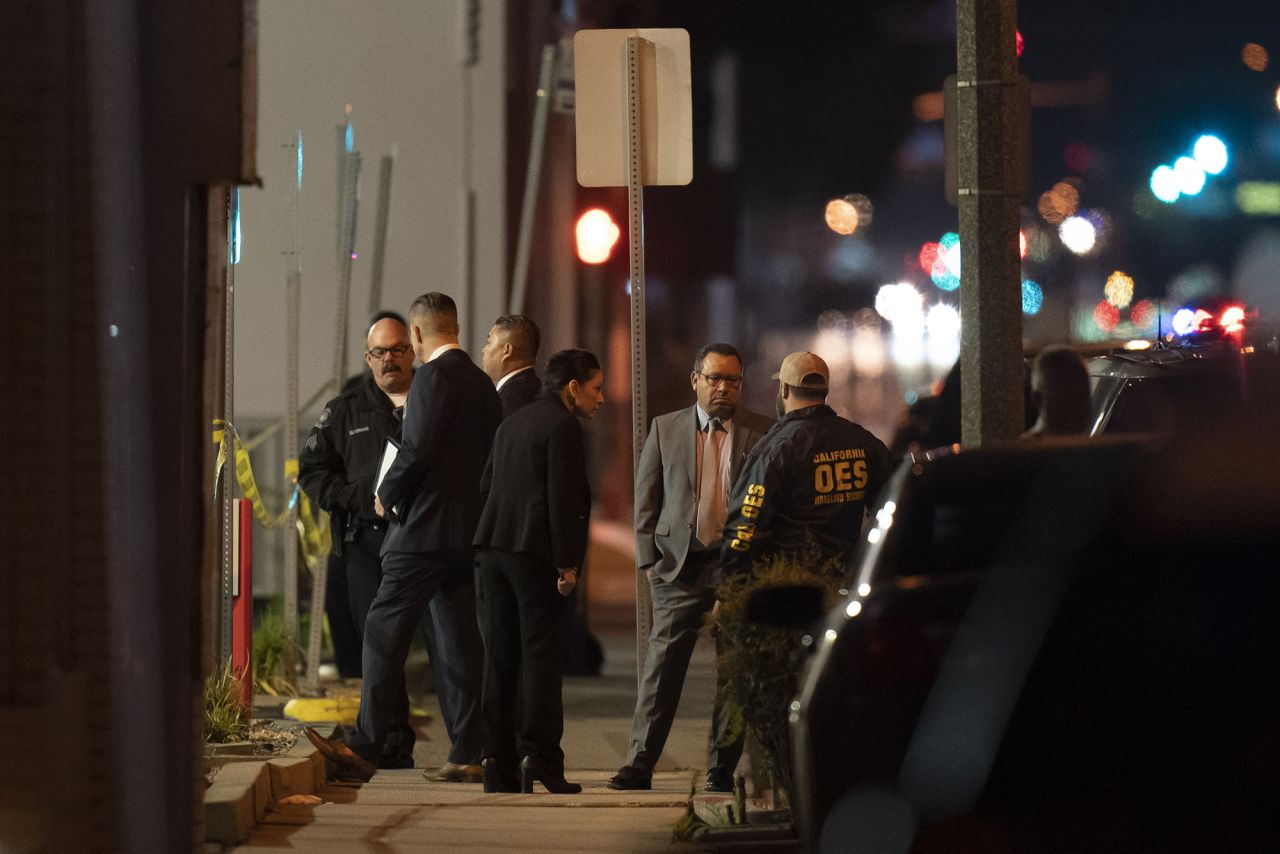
{"left": 298, "top": 373, "right": 403, "bottom": 554}
{"left": 719, "top": 403, "right": 891, "bottom": 576}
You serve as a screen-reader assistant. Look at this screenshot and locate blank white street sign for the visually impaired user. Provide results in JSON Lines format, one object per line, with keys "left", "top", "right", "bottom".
{"left": 574, "top": 28, "right": 693, "bottom": 187}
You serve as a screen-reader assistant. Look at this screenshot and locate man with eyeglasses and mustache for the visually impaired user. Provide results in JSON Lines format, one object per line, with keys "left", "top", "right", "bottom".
{"left": 610, "top": 343, "right": 772, "bottom": 794}
{"left": 299, "top": 316, "right": 416, "bottom": 763}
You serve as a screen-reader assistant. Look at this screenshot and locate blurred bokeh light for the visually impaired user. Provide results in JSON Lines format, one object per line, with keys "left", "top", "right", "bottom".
{"left": 875, "top": 282, "right": 925, "bottom": 335}
{"left": 1038, "top": 181, "right": 1080, "bottom": 224}
{"left": 930, "top": 231, "right": 961, "bottom": 291}
{"left": 824, "top": 198, "right": 859, "bottom": 235}
{"left": 1242, "top": 42, "right": 1269, "bottom": 72}
{"left": 1059, "top": 215, "right": 1097, "bottom": 255}
{"left": 1104, "top": 270, "right": 1135, "bottom": 309}
{"left": 575, "top": 208, "right": 620, "bottom": 264}
{"left": 1131, "top": 299, "right": 1157, "bottom": 330}
{"left": 1192, "top": 134, "right": 1229, "bottom": 175}
{"left": 1021, "top": 279, "right": 1043, "bottom": 315}
{"left": 1023, "top": 223, "right": 1054, "bottom": 262}
{"left": 1064, "top": 142, "right": 1093, "bottom": 173}
{"left": 1171, "top": 307, "right": 1197, "bottom": 335}
{"left": 918, "top": 241, "right": 940, "bottom": 274}
{"left": 1149, "top": 164, "right": 1180, "bottom": 203}
{"left": 1093, "top": 299, "right": 1120, "bottom": 332}
{"left": 1173, "top": 156, "right": 1206, "bottom": 196}
{"left": 824, "top": 194, "right": 874, "bottom": 236}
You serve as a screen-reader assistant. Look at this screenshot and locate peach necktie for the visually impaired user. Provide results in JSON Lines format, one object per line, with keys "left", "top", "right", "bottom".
{"left": 696, "top": 419, "right": 726, "bottom": 547}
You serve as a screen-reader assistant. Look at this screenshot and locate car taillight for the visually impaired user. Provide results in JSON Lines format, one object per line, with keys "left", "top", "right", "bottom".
{"left": 1220, "top": 304, "right": 1245, "bottom": 334}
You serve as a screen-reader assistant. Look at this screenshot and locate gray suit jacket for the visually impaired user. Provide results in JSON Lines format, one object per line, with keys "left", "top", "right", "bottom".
{"left": 635, "top": 404, "right": 772, "bottom": 582}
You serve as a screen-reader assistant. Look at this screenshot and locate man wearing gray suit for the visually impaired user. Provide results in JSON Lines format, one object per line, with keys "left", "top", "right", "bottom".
{"left": 609, "top": 343, "right": 772, "bottom": 792}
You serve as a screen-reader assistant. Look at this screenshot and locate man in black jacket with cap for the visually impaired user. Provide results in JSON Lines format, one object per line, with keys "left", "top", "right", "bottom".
{"left": 720, "top": 351, "right": 891, "bottom": 577}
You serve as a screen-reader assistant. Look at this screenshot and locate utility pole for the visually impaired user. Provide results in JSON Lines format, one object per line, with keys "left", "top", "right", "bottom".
{"left": 956, "top": 0, "right": 1025, "bottom": 445}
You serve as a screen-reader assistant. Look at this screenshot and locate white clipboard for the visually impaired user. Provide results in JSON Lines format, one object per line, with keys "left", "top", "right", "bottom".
{"left": 374, "top": 437, "right": 401, "bottom": 515}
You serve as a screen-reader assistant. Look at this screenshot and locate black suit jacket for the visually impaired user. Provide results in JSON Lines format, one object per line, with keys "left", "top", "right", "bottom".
{"left": 498, "top": 368, "right": 541, "bottom": 419}
{"left": 378, "top": 348, "right": 502, "bottom": 554}
{"left": 474, "top": 391, "right": 591, "bottom": 570}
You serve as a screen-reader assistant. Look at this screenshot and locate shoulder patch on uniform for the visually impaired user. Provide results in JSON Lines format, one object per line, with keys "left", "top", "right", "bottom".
{"left": 316, "top": 407, "right": 331, "bottom": 429}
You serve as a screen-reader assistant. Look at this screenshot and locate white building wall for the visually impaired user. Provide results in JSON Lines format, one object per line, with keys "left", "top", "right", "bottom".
{"left": 235, "top": 0, "right": 507, "bottom": 420}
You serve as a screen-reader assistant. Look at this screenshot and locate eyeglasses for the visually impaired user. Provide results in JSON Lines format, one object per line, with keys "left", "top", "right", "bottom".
{"left": 367, "top": 344, "right": 411, "bottom": 360}
{"left": 696, "top": 371, "right": 743, "bottom": 388}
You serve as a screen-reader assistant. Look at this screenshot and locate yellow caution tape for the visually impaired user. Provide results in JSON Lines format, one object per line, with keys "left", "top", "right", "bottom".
{"left": 212, "top": 420, "right": 331, "bottom": 570}
{"left": 296, "top": 488, "right": 332, "bottom": 574}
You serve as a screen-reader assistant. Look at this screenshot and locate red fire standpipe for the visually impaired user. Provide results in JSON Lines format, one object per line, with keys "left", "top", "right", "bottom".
{"left": 231, "top": 498, "right": 254, "bottom": 708}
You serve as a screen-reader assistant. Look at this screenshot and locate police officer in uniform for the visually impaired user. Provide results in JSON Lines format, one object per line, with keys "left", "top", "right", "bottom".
{"left": 720, "top": 351, "right": 891, "bottom": 576}
{"left": 299, "top": 316, "right": 414, "bottom": 760}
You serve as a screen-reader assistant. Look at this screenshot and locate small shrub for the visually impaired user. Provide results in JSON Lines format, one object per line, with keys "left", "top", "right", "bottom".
{"left": 253, "top": 601, "right": 300, "bottom": 696}
{"left": 204, "top": 662, "right": 249, "bottom": 743}
{"left": 713, "top": 546, "right": 844, "bottom": 804}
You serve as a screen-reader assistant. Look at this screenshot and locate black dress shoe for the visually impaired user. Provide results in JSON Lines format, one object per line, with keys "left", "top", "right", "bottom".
{"left": 377, "top": 753, "right": 414, "bottom": 770}
{"left": 607, "top": 766, "right": 652, "bottom": 790}
{"left": 519, "top": 756, "right": 582, "bottom": 795}
{"left": 482, "top": 757, "right": 520, "bottom": 793}
{"left": 704, "top": 772, "right": 734, "bottom": 793}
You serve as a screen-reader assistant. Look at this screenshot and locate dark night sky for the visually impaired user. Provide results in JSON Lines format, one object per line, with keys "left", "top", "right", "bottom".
{"left": 577, "top": 0, "right": 1280, "bottom": 316}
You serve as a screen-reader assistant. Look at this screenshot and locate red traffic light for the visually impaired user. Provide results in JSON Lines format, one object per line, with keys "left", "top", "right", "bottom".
{"left": 575, "top": 209, "right": 621, "bottom": 264}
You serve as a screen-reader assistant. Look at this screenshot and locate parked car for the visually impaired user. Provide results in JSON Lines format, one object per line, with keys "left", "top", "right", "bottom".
{"left": 1089, "top": 325, "right": 1279, "bottom": 437}
{"left": 778, "top": 424, "right": 1280, "bottom": 854}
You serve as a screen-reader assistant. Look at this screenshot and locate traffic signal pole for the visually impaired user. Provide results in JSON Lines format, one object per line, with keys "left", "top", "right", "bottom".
{"left": 956, "top": 0, "right": 1025, "bottom": 446}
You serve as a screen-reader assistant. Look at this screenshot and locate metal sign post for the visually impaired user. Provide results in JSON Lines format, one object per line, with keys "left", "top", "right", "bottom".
{"left": 282, "top": 130, "right": 303, "bottom": 683}
{"left": 303, "top": 111, "right": 361, "bottom": 694}
{"left": 575, "top": 27, "right": 691, "bottom": 690}
{"left": 220, "top": 187, "right": 238, "bottom": 664}
{"left": 623, "top": 35, "right": 650, "bottom": 683}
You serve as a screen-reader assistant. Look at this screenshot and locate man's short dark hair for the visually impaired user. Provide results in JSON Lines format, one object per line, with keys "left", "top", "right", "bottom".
{"left": 493, "top": 314, "right": 541, "bottom": 362}
{"left": 693, "top": 343, "right": 743, "bottom": 374}
{"left": 409, "top": 292, "right": 458, "bottom": 334}
{"left": 544, "top": 348, "right": 601, "bottom": 394}
{"left": 1032, "top": 344, "right": 1091, "bottom": 433}
{"left": 369, "top": 309, "right": 408, "bottom": 330}
{"left": 786, "top": 383, "right": 827, "bottom": 403}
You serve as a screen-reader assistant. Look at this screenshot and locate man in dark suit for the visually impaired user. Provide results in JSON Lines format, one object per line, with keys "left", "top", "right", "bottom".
{"left": 609, "top": 343, "right": 772, "bottom": 792}
{"left": 481, "top": 314, "right": 542, "bottom": 419}
{"left": 473, "top": 349, "right": 603, "bottom": 794}
{"left": 305, "top": 292, "right": 502, "bottom": 783}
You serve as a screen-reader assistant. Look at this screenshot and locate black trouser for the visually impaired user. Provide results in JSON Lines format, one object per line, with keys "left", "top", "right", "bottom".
{"left": 346, "top": 549, "right": 486, "bottom": 765}
{"left": 346, "top": 526, "right": 443, "bottom": 762}
{"left": 475, "top": 548, "right": 568, "bottom": 771}
{"left": 345, "top": 526, "right": 386, "bottom": 644}
{"left": 324, "top": 550, "right": 363, "bottom": 679}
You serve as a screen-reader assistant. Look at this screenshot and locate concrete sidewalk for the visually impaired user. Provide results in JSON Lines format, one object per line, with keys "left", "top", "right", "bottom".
{"left": 234, "top": 770, "right": 696, "bottom": 853}
{"left": 225, "top": 628, "right": 770, "bottom": 852}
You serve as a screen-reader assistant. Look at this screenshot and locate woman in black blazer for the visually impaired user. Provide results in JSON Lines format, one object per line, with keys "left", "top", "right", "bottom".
{"left": 472, "top": 349, "right": 603, "bottom": 794}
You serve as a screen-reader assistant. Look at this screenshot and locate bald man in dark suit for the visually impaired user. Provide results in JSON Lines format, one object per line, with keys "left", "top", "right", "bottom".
{"left": 305, "top": 292, "right": 501, "bottom": 783}
{"left": 481, "top": 314, "right": 542, "bottom": 419}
